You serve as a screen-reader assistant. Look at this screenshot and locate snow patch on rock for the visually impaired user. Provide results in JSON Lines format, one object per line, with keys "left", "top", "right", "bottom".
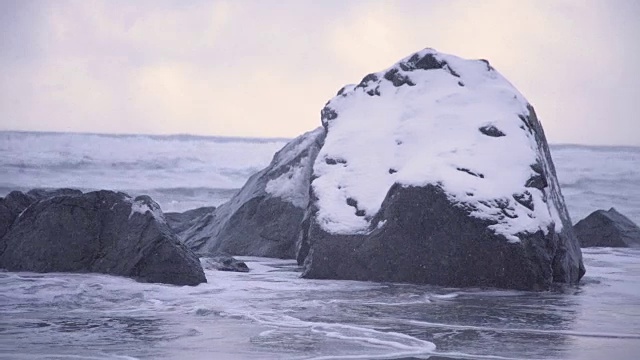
{"left": 265, "top": 159, "right": 310, "bottom": 208}
{"left": 313, "top": 48, "right": 562, "bottom": 241}
{"left": 128, "top": 195, "right": 166, "bottom": 224}
{"left": 264, "top": 127, "right": 325, "bottom": 208}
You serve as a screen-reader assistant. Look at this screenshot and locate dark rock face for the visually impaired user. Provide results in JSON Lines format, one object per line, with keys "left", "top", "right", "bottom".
{"left": 200, "top": 255, "right": 250, "bottom": 272}
{"left": 0, "top": 190, "right": 206, "bottom": 286}
{"left": 179, "top": 128, "right": 325, "bottom": 259}
{"left": 519, "top": 106, "right": 584, "bottom": 285}
{"left": 0, "top": 191, "right": 36, "bottom": 240}
{"left": 574, "top": 208, "right": 640, "bottom": 248}
{"left": 302, "top": 184, "right": 559, "bottom": 290}
{"left": 1, "top": 189, "right": 86, "bottom": 240}
{"left": 299, "top": 49, "right": 585, "bottom": 291}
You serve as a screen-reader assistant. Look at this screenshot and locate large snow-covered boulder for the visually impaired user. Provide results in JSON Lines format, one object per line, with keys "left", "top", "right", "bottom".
{"left": 299, "top": 48, "right": 585, "bottom": 290}
{"left": 574, "top": 208, "right": 640, "bottom": 248}
{"left": 180, "top": 128, "right": 325, "bottom": 258}
{"left": 0, "top": 190, "right": 206, "bottom": 286}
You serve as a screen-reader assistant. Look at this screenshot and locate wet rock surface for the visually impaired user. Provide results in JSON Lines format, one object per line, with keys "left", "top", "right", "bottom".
{"left": 0, "top": 190, "right": 206, "bottom": 286}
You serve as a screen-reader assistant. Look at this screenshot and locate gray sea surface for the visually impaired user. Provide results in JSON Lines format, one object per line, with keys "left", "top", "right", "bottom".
{"left": 0, "top": 131, "right": 639, "bottom": 359}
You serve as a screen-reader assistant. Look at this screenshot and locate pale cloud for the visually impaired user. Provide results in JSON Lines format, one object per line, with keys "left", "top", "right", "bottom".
{"left": 0, "top": 0, "right": 638, "bottom": 144}
{"left": 326, "top": 3, "right": 415, "bottom": 73}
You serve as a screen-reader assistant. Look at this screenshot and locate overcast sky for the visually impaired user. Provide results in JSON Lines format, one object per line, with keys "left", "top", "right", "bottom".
{"left": 1, "top": 0, "right": 638, "bottom": 145}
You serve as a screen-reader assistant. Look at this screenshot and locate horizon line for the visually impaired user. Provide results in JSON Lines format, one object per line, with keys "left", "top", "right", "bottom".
{"left": 1, "top": 129, "right": 638, "bottom": 149}
{"left": 0, "top": 129, "right": 294, "bottom": 143}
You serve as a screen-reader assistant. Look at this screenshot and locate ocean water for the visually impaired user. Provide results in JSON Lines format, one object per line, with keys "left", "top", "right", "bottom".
{"left": 0, "top": 131, "right": 288, "bottom": 212}
{"left": 0, "top": 131, "right": 639, "bottom": 360}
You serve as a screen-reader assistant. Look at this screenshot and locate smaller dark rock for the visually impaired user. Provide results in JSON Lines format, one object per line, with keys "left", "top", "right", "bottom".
{"left": 200, "top": 255, "right": 249, "bottom": 272}
{"left": 0, "top": 190, "right": 206, "bottom": 286}
{"left": 479, "top": 125, "right": 506, "bottom": 137}
{"left": 165, "top": 206, "right": 216, "bottom": 234}
{"left": 574, "top": 208, "right": 640, "bottom": 248}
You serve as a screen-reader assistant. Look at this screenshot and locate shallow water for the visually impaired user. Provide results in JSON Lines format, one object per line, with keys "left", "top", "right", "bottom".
{"left": 1, "top": 248, "right": 639, "bottom": 360}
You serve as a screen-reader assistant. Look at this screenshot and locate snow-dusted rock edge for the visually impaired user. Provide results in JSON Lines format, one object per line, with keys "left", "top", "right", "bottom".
{"left": 179, "top": 128, "right": 325, "bottom": 258}
{"left": 299, "top": 48, "right": 585, "bottom": 290}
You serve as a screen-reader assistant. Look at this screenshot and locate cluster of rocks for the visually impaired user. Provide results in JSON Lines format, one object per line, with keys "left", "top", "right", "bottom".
{"left": 177, "top": 127, "right": 325, "bottom": 259}
{"left": 172, "top": 49, "right": 590, "bottom": 291}
{"left": 0, "top": 189, "right": 248, "bottom": 286}
{"left": 5, "top": 48, "right": 637, "bottom": 290}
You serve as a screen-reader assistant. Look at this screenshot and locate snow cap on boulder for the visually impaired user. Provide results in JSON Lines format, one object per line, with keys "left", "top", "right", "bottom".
{"left": 316, "top": 48, "right": 560, "bottom": 241}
